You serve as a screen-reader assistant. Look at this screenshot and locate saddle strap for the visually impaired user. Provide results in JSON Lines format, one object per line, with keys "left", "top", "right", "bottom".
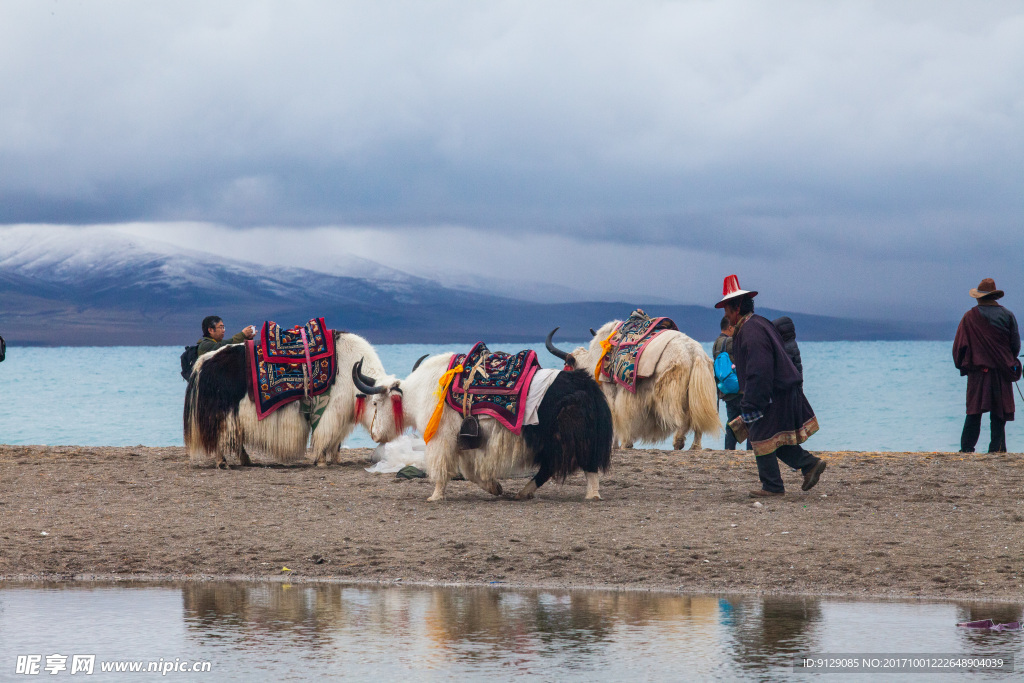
{"left": 299, "top": 329, "right": 314, "bottom": 384}
{"left": 461, "top": 356, "right": 490, "bottom": 418}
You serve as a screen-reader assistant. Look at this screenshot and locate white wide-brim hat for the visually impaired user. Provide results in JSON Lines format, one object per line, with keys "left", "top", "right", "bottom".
{"left": 715, "top": 274, "right": 758, "bottom": 309}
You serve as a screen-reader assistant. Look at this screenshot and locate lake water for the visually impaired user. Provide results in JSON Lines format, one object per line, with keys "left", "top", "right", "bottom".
{"left": 0, "top": 582, "right": 1020, "bottom": 681}
{"left": 0, "top": 342, "right": 1014, "bottom": 452}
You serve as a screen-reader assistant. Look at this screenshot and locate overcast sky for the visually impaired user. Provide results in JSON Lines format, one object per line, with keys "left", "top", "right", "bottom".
{"left": 2, "top": 1, "right": 1022, "bottom": 320}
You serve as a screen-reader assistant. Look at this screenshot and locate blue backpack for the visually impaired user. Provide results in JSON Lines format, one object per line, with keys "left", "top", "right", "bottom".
{"left": 714, "top": 352, "right": 739, "bottom": 395}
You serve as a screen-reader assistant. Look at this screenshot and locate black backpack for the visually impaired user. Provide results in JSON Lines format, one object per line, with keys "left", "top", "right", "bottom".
{"left": 180, "top": 345, "right": 199, "bottom": 380}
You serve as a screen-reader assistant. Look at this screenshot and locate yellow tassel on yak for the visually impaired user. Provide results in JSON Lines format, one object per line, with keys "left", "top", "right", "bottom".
{"left": 594, "top": 329, "right": 618, "bottom": 382}
{"left": 423, "top": 363, "right": 464, "bottom": 443}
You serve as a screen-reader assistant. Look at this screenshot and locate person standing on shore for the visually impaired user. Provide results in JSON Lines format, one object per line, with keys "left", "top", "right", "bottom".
{"left": 713, "top": 317, "right": 745, "bottom": 450}
{"left": 953, "top": 278, "right": 1021, "bottom": 453}
{"left": 771, "top": 316, "right": 803, "bottom": 378}
{"left": 716, "top": 275, "right": 827, "bottom": 497}
{"left": 197, "top": 316, "right": 255, "bottom": 358}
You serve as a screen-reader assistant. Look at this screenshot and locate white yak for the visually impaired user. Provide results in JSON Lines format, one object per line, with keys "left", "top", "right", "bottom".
{"left": 184, "top": 332, "right": 400, "bottom": 467}
{"left": 352, "top": 353, "right": 613, "bottom": 502}
{"left": 546, "top": 323, "right": 721, "bottom": 450}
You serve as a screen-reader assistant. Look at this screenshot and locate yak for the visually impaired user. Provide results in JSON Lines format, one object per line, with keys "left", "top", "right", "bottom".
{"left": 353, "top": 352, "right": 613, "bottom": 502}
{"left": 184, "top": 332, "right": 402, "bottom": 468}
{"left": 545, "top": 324, "right": 720, "bottom": 451}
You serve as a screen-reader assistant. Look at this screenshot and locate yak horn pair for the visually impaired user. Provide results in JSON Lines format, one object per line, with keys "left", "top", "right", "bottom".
{"left": 545, "top": 328, "right": 576, "bottom": 368}
{"left": 352, "top": 359, "right": 386, "bottom": 395}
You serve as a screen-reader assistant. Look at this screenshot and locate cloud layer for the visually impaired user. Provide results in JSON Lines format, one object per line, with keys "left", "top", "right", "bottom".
{"left": 1, "top": 2, "right": 1022, "bottom": 319}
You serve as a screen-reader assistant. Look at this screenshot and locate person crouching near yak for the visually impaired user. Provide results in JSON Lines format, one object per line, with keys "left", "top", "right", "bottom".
{"left": 715, "top": 275, "right": 827, "bottom": 498}
{"left": 953, "top": 278, "right": 1021, "bottom": 454}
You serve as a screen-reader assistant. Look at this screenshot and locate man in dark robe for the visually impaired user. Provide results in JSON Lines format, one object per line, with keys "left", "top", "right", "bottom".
{"left": 715, "top": 275, "right": 827, "bottom": 497}
{"left": 953, "top": 278, "right": 1021, "bottom": 453}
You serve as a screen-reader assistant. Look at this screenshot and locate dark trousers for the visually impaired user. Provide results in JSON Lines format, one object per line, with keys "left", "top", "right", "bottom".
{"left": 756, "top": 445, "right": 818, "bottom": 493}
{"left": 723, "top": 397, "right": 752, "bottom": 450}
{"left": 961, "top": 413, "right": 1007, "bottom": 453}
{"left": 724, "top": 397, "right": 742, "bottom": 450}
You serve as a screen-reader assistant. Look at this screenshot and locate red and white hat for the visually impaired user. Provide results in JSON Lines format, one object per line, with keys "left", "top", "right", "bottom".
{"left": 715, "top": 274, "right": 758, "bottom": 309}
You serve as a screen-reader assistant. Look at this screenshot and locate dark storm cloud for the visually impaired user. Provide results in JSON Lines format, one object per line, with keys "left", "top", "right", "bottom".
{"left": 1, "top": 1, "right": 1023, "bottom": 318}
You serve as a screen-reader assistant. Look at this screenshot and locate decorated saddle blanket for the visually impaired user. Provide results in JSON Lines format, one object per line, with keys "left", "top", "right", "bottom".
{"left": 444, "top": 342, "right": 541, "bottom": 434}
{"left": 247, "top": 318, "right": 337, "bottom": 420}
{"left": 599, "top": 309, "right": 678, "bottom": 393}
{"left": 260, "top": 317, "right": 334, "bottom": 363}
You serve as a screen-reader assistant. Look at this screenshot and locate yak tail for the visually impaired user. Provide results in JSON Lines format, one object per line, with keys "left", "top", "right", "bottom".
{"left": 183, "top": 370, "right": 200, "bottom": 451}
{"left": 552, "top": 378, "right": 613, "bottom": 481}
{"left": 182, "top": 345, "right": 248, "bottom": 463}
{"left": 688, "top": 354, "right": 723, "bottom": 437}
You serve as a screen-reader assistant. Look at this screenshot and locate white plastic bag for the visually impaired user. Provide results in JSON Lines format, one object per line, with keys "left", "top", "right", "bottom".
{"left": 365, "top": 435, "right": 427, "bottom": 474}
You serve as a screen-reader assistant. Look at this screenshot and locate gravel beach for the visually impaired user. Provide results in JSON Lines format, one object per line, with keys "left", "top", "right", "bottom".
{"left": 1, "top": 444, "right": 1022, "bottom": 601}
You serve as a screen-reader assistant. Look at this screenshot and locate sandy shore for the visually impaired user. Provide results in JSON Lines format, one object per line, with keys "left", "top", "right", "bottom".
{"left": 1, "top": 444, "right": 1022, "bottom": 602}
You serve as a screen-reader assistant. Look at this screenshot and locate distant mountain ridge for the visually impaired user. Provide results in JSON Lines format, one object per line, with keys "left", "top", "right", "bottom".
{"left": 0, "top": 228, "right": 955, "bottom": 346}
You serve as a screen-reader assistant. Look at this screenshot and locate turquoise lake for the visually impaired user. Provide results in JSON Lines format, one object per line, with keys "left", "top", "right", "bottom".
{"left": 0, "top": 341, "right": 1014, "bottom": 452}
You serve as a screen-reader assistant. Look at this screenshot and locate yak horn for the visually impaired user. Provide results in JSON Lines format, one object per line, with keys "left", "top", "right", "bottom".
{"left": 412, "top": 354, "right": 429, "bottom": 372}
{"left": 352, "top": 359, "right": 386, "bottom": 395}
{"left": 355, "top": 358, "right": 378, "bottom": 387}
{"left": 589, "top": 328, "right": 596, "bottom": 337}
{"left": 545, "top": 327, "right": 573, "bottom": 365}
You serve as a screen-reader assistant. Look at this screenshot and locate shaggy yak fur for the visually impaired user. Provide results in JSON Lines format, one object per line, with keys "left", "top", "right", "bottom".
{"left": 548, "top": 323, "right": 721, "bottom": 450}
{"left": 184, "top": 331, "right": 398, "bottom": 468}
{"left": 360, "top": 354, "right": 613, "bottom": 502}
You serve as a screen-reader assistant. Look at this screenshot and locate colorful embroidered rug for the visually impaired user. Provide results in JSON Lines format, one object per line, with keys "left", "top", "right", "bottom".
{"left": 260, "top": 317, "right": 334, "bottom": 364}
{"left": 600, "top": 309, "right": 678, "bottom": 393}
{"left": 444, "top": 342, "right": 541, "bottom": 434}
{"left": 248, "top": 318, "right": 337, "bottom": 420}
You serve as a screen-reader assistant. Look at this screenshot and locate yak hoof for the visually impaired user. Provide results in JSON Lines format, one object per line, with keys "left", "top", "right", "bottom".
{"left": 673, "top": 437, "right": 686, "bottom": 450}
{"left": 427, "top": 493, "right": 445, "bottom": 502}
{"left": 622, "top": 442, "right": 634, "bottom": 450}
{"left": 514, "top": 480, "right": 538, "bottom": 500}
{"left": 315, "top": 460, "right": 329, "bottom": 468}
{"left": 487, "top": 481, "right": 503, "bottom": 496}
{"left": 585, "top": 493, "right": 603, "bottom": 501}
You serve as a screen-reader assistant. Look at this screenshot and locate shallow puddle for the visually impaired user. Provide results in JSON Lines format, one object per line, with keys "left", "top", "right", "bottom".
{"left": 0, "top": 582, "right": 1021, "bottom": 680}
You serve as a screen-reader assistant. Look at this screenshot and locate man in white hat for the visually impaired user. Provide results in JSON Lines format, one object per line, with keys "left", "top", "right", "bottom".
{"left": 953, "top": 278, "right": 1020, "bottom": 453}
{"left": 716, "top": 275, "right": 827, "bottom": 497}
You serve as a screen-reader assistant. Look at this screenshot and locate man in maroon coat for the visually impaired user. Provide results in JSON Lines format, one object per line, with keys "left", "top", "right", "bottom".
{"left": 716, "top": 275, "right": 827, "bottom": 497}
{"left": 953, "top": 278, "right": 1021, "bottom": 453}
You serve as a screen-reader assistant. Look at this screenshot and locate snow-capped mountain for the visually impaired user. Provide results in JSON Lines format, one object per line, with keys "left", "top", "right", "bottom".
{"left": 0, "top": 226, "right": 517, "bottom": 344}
{"left": 0, "top": 226, "right": 952, "bottom": 345}
{"left": 0, "top": 226, "right": 428, "bottom": 303}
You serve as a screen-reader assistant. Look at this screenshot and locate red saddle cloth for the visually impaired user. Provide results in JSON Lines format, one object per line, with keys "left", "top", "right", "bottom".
{"left": 444, "top": 342, "right": 540, "bottom": 434}
{"left": 247, "top": 318, "right": 337, "bottom": 420}
{"left": 599, "top": 309, "right": 678, "bottom": 393}
{"left": 260, "top": 317, "right": 334, "bottom": 363}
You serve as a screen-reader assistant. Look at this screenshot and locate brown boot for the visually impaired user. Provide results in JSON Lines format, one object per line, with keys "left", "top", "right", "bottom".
{"left": 749, "top": 489, "right": 784, "bottom": 498}
{"left": 801, "top": 458, "right": 827, "bottom": 491}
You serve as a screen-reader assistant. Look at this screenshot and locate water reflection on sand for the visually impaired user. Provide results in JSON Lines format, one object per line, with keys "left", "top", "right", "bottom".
{"left": 1, "top": 582, "right": 1020, "bottom": 680}
{"left": 177, "top": 583, "right": 1022, "bottom": 679}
